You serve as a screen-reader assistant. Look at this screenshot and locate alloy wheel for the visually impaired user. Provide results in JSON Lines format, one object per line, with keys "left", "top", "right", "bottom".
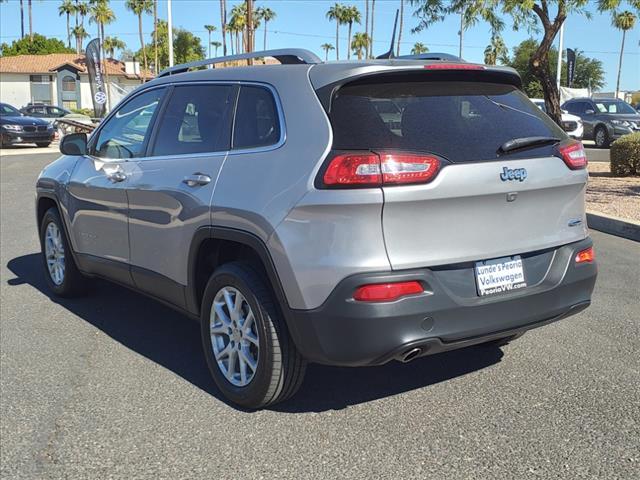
{"left": 44, "top": 222, "right": 65, "bottom": 286}
{"left": 210, "top": 286, "right": 260, "bottom": 387}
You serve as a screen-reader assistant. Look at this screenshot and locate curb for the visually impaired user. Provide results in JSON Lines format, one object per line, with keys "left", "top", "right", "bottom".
{"left": 587, "top": 211, "right": 640, "bottom": 242}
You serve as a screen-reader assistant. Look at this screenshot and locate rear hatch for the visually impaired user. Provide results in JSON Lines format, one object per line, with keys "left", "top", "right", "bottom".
{"left": 320, "top": 67, "right": 588, "bottom": 270}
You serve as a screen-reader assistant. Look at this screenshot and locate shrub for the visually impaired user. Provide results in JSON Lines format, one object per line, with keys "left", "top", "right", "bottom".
{"left": 610, "top": 132, "right": 640, "bottom": 176}
{"left": 70, "top": 108, "right": 94, "bottom": 117}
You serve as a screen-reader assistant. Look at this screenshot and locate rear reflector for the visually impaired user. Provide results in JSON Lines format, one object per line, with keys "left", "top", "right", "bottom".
{"left": 353, "top": 281, "right": 424, "bottom": 302}
{"left": 424, "top": 63, "right": 485, "bottom": 70}
{"left": 559, "top": 141, "right": 588, "bottom": 170}
{"left": 575, "top": 246, "right": 595, "bottom": 264}
{"left": 323, "top": 152, "right": 440, "bottom": 187}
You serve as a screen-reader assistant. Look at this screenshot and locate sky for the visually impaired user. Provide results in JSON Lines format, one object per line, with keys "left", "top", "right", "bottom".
{"left": 0, "top": 0, "right": 638, "bottom": 92}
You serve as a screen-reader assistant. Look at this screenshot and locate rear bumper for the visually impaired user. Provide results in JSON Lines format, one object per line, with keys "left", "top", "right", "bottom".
{"left": 287, "top": 237, "right": 597, "bottom": 366}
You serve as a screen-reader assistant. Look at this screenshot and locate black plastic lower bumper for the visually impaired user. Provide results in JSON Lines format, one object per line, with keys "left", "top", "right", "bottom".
{"left": 287, "top": 237, "right": 597, "bottom": 366}
{"left": 1, "top": 130, "right": 54, "bottom": 145}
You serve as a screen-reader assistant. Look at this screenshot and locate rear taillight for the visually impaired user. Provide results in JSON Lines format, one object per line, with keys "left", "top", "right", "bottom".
{"left": 575, "top": 246, "right": 595, "bottom": 264}
{"left": 559, "top": 141, "right": 587, "bottom": 170}
{"left": 353, "top": 281, "right": 424, "bottom": 302}
{"left": 322, "top": 152, "right": 440, "bottom": 187}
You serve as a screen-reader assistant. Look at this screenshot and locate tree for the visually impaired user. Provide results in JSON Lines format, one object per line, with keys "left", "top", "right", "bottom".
{"left": 72, "top": 24, "right": 89, "bottom": 53}
{"left": 229, "top": 2, "right": 247, "bottom": 53}
{"left": 28, "top": 0, "right": 32, "bottom": 42}
{"left": 137, "top": 20, "right": 205, "bottom": 71}
{"left": 326, "top": 3, "right": 344, "bottom": 60}
{"left": 411, "top": 42, "right": 428, "bottom": 54}
{"left": 351, "top": 32, "right": 370, "bottom": 60}
{"left": 397, "top": 0, "right": 404, "bottom": 56}
{"left": 205, "top": 24, "right": 216, "bottom": 57}
{"left": 408, "top": 0, "right": 638, "bottom": 125}
{"left": 90, "top": 0, "right": 115, "bottom": 55}
{"left": 102, "top": 35, "right": 125, "bottom": 107}
{"left": 483, "top": 34, "right": 507, "bottom": 65}
{"left": 321, "top": 42, "right": 335, "bottom": 61}
{"left": 0, "top": 33, "right": 74, "bottom": 56}
{"left": 613, "top": 10, "right": 636, "bottom": 98}
{"left": 59, "top": 0, "right": 75, "bottom": 49}
{"left": 219, "top": 0, "right": 227, "bottom": 55}
{"left": 211, "top": 40, "right": 222, "bottom": 57}
{"left": 20, "top": 0, "right": 25, "bottom": 39}
{"left": 257, "top": 6, "right": 276, "bottom": 50}
{"left": 343, "top": 5, "right": 361, "bottom": 60}
{"left": 126, "top": 0, "right": 153, "bottom": 82}
{"left": 504, "top": 39, "right": 605, "bottom": 97}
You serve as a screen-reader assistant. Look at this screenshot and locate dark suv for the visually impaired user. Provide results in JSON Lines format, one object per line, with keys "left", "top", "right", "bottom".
{"left": 562, "top": 98, "right": 640, "bottom": 148}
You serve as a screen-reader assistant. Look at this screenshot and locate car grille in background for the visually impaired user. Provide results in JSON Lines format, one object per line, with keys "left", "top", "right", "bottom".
{"left": 22, "top": 126, "right": 48, "bottom": 132}
{"left": 562, "top": 121, "right": 578, "bottom": 132}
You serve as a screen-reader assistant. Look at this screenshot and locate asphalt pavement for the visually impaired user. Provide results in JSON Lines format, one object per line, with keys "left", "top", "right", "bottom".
{"left": 1, "top": 152, "right": 638, "bottom": 479}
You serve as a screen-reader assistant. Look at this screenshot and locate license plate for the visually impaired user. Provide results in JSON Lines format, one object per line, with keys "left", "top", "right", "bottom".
{"left": 475, "top": 256, "right": 527, "bottom": 296}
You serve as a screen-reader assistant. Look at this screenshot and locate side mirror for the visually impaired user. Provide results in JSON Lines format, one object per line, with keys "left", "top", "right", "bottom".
{"left": 585, "top": 109, "right": 595, "bottom": 115}
{"left": 60, "top": 132, "right": 87, "bottom": 156}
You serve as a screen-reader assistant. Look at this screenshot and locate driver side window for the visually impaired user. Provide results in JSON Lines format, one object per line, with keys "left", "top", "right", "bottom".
{"left": 91, "top": 88, "right": 164, "bottom": 159}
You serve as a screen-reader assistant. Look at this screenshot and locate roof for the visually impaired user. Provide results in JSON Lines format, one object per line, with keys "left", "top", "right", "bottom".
{"left": 0, "top": 53, "right": 153, "bottom": 79}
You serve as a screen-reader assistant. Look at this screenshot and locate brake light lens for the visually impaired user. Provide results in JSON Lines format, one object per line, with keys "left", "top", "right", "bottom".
{"left": 424, "top": 63, "right": 485, "bottom": 70}
{"left": 559, "top": 141, "right": 588, "bottom": 170}
{"left": 323, "top": 152, "right": 440, "bottom": 187}
{"left": 575, "top": 246, "right": 595, "bottom": 264}
{"left": 353, "top": 281, "right": 424, "bottom": 302}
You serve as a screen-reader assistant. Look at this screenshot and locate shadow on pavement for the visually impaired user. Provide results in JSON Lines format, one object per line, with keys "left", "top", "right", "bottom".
{"left": 7, "top": 253, "right": 503, "bottom": 413}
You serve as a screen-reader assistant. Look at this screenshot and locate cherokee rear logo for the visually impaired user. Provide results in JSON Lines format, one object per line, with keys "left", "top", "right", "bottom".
{"left": 500, "top": 167, "right": 527, "bottom": 182}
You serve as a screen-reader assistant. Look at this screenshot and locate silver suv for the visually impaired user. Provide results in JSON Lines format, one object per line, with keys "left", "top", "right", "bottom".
{"left": 36, "top": 49, "right": 597, "bottom": 408}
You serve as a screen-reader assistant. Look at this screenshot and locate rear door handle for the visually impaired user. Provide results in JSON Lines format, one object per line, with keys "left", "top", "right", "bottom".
{"left": 182, "top": 173, "right": 211, "bottom": 187}
{"left": 107, "top": 171, "right": 127, "bottom": 183}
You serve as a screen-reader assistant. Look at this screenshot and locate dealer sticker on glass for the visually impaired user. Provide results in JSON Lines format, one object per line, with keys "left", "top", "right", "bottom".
{"left": 475, "top": 256, "right": 527, "bottom": 296}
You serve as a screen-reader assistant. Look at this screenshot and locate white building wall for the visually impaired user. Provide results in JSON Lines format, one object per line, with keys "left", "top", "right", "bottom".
{"left": 0, "top": 73, "right": 32, "bottom": 107}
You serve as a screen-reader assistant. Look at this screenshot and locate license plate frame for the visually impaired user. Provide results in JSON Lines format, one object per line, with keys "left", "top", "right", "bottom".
{"left": 474, "top": 255, "right": 527, "bottom": 297}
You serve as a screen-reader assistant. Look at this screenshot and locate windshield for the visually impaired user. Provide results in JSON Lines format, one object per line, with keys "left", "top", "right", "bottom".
{"left": 0, "top": 104, "right": 21, "bottom": 116}
{"left": 595, "top": 100, "right": 636, "bottom": 115}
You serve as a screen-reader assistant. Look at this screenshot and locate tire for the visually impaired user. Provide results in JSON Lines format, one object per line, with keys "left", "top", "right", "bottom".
{"left": 36, "top": 142, "right": 51, "bottom": 148}
{"left": 201, "top": 262, "right": 306, "bottom": 409}
{"left": 594, "top": 126, "right": 610, "bottom": 148}
{"left": 481, "top": 332, "right": 524, "bottom": 348}
{"left": 39, "top": 207, "right": 86, "bottom": 297}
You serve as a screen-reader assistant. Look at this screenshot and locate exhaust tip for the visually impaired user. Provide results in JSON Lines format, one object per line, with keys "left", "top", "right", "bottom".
{"left": 400, "top": 347, "right": 422, "bottom": 363}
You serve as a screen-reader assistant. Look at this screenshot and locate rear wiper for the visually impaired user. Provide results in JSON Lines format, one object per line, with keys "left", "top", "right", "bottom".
{"left": 498, "top": 136, "right": 561, "bottom": 154}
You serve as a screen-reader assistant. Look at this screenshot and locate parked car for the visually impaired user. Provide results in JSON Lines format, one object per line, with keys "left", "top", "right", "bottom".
{"left": 21, "top": 103, "right": 71, "bottom": 120}
{"left": 531, "top": 98, "right": 583, "bottom": 139}
{"left": 0, "top": 102, "right": 55, "bottom": 147}
{"left": 562, "top": 97, "right": 640, "bottom": 148}
{"left": 36, "top": 50, "right": 597, "bottom": 408}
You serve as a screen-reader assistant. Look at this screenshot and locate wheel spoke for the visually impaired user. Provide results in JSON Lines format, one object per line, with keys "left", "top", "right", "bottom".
{"left": 239, "top": 348, "right": 257, "bottom": 372}
{"left": 226, "top": 349, "right": 237, "bottom": 380}
{"left": 223, "top": 290, "right": 235, "bottom": 317}
{"left": 210, "top": 323, "right": 228, "bottom": 335}
{"left": 239, "top": 351, "right": 248, "bottom": 384}
{"left": 213, "top": 302, "right": 232, "bottom": 326}
{"left": 241, "top": 311, "right": 255, "bottom": 333}
{"left": 245, "top": 331, "right": 259, "bottom": 347}
{"left": 215, "top": 343, "right": 232, "bottom": 361}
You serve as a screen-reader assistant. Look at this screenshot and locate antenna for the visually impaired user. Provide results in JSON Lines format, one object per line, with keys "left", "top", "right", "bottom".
{"left": 376, "top": 9, "right": 399, "bottom": 59}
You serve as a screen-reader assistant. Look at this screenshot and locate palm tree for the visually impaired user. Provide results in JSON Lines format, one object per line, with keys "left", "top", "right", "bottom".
{"left": 19, "top": 0, "right": 25, "bottom": 39}
{"left": 205, "top": 25, "right": 216, "bottom": 57}
{"left": 411, "top": 42, "right": 428, "bottom": 55}
{"left": 321, "top": 43, "right": 334, "bottom": 61}
{"left": 76, "top": 1, "right": 89, "bottom": 30}
{"left": 257, "top": 6, "right": 275, "bottom": 50}
{"left": 351, "top": 32, "right": 370, "bottom": 60}
{"left": 28, "top": 0, "right": 33, "bottom": 42}
{"left": 211, "top": 40, "right": 222, "bottom": 57}
{"left": 72, "top": 24, "right": 89, "bottom": 53}
{"left": 229, "top": 4, "right": 246, "bottom": 54}
{"left": 365, "top": 0, "right": 369, "bottom": 43}
{"left": 397, "top": 0, "right": 404, "bottom": 56}
{"left": 326, "top": 3, "right": 344, "bottom": 60}
{"left": 613, "top": 11, "right": 636, "bottom": 98}
{"left": 219, "top": 0, "right": 227, "bottom": 56}
{"left": 369, "top": 0, "right": 375, "bottom": 58}
{"left": 59, "top": 0, "right": 75, "bottom": 49}
{"left": 125, "top": 0, "right": 153, "bottom": 82}
{"left": 344, "top": 5, "right": 361, "bottom": 60}
{"left": 483, "top": 34, "right": 506, "bottom": 65}
{"left": 90, "top": 0, "right": 115, "bottom": 52}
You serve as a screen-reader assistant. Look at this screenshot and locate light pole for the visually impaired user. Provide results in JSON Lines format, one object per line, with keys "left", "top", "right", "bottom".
{"left": 556, "top": 22, "right": 564, "bottom": 90}
{"left": 167, "top": 0, "right": 174, "bottom": 67}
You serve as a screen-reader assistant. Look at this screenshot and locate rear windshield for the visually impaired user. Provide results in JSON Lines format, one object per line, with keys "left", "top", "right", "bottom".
{"left": 329, "top": 81, "right": 565, "bottom": 162}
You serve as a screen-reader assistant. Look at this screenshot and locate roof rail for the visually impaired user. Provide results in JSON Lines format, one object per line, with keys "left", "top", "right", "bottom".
{"left": 158, "top": 48, "right": 322, "bottom": 77}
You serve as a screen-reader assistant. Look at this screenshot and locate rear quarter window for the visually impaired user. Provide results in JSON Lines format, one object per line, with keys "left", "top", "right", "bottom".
{"left": 329, "top": 81, "right": 566, "bottom": 162}
{"left": 232, "top": 85, "right": 281, "bottom": 150}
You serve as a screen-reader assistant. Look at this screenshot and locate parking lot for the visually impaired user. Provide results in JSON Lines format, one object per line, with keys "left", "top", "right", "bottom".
{"left": 1, "top": 150, "right": 638, "bottom": 479}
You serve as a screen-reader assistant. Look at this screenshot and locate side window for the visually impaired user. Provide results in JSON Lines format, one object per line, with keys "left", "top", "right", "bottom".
{"left": 232, "top": 85, "right": 281, "bottom": 150}
{"left": 152, "top": 84, "right": 235, "bottom": 156}
{"left": 565, "top": 102, "right": 580, "bottom": 114}
{"left": 91, "top": 88, "right": 164, "bottom": 159}
{"left": 48, "top": 107, "right": 65, "bottom": 116}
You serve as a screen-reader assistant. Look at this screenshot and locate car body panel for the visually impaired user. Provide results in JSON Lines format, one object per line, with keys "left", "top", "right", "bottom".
{"left": 562, "top": 98, "right": 640, "bottom": 141}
